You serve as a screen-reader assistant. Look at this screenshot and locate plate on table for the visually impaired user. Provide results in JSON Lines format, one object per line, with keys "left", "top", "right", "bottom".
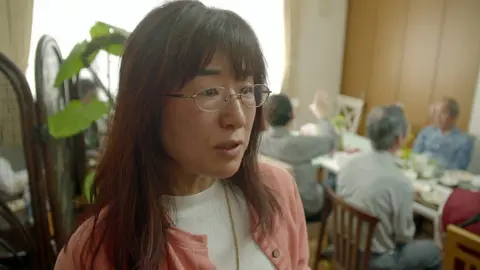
{"left": 448, "top": 170, "right": 474, "bottom": 182}
{"left": 420, "top": 190, "right": 441, "bottom": 206}
{"left": 439, "top": 176, "right": 460, "bottom": 187}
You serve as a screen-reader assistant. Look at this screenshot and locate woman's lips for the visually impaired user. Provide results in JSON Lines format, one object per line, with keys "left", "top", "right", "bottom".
{"left": 214, "top": 140, "right": 242, "bottom": 158}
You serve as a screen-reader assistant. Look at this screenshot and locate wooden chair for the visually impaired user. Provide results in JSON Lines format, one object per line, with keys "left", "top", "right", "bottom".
{"left": 311, "top": 182, "right": 334, "bottom": 268}
{"left": 0, "top": 52, "right": 55, "bottom": 268}
{"left": 443, "top": 225, "right": 480, "bottom": 269}
{"left": 34, "top": 35, "right": 79, "bottom": 249}
{"left": 320, "top": 185, "right": 379, "bottom": 270}
{"left": 335, "top": 95, "right": 364, "bottom": 134}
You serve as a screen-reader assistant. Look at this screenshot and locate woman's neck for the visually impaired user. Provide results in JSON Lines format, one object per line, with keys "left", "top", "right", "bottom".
{"left": 169, "top": 174, "right": 217, "bottom": 196}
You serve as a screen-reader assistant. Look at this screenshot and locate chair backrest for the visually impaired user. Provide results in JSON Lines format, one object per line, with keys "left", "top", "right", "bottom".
{"left": 258, "top": 154, "right": 294, "bottom": 174}
{"left": 0, "top": 52, "right": 55, "bottom": 269}
{"left": 335, "top": 95, "right": 365, "bottom": 133}
{"left": 443, "top": 225, "right": 480, "bottom": 269}
{"left": 313, "top": 183, "right": 334, "bottom": 265}
{"left": 325, "top": 185, "right": 379, "bottom": 270}
{"left": 34, "top": 35, "right": 78, "bottom": 249}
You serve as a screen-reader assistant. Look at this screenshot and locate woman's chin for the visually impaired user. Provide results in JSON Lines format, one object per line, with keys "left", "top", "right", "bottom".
{"left": 210, "top": 160, "right": 242, "bottom": 179}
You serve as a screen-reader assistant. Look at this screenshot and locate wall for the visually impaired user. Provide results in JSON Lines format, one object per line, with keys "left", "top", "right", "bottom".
{"left": 341, "top": 0, "right": 480, "bottom": 134}
{"left": 293, "top": 0, "right": 349, "bottom": 128}
{"left": 468, "top": 70, "right": 480, "bottom": 136}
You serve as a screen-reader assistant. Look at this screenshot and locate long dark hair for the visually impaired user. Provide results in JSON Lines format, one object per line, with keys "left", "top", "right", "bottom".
{"left": 66, "top": 1, "right": 281, "bottom": 269}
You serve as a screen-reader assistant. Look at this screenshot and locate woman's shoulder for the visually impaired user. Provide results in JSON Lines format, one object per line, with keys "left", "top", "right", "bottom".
{"left": 55, "top": 215, "right": 108, "bottom": 270}
{"left": 258, "top": 162, "right": 299, "bottom": 205}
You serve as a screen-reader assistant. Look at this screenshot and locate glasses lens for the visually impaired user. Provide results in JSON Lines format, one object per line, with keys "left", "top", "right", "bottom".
{"left": 241, "top": 84, "right": 271, "bottom": 107}
{"left": 194, "top": 85, "right": 271, "bottom": 111}
{"left": 194, "top": 87, "right": 226, "bottom": 111}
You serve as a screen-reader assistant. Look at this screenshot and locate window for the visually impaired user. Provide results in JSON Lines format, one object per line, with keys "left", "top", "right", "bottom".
{"left": 27, "top": 0, "right": 284, "bottom": 94}
{"left": 201, "top": 0, "right": 285, "bottom": 93}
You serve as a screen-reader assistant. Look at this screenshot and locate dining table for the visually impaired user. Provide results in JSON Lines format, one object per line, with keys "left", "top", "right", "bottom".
{"left": 310, "top": 132, "right": 453, "bottom": 220}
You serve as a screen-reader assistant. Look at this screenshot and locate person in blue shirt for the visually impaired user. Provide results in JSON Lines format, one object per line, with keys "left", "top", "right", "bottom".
{"left": 413, "top": 97, "right": 473, "bottom": 170}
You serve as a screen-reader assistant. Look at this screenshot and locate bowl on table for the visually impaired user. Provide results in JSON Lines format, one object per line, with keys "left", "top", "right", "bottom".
{"left": 440, "top": 172, "right": 460, "bottom": 187}
{"left": 472, "top": 176, "right": 480, "bottom": 188}
{"left": 420, "top": 188, "right": 446, "bottom": 206}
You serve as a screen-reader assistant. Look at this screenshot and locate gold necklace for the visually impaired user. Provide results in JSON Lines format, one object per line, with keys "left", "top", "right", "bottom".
{"left": 223, "top": 184, "right": 240, "bottom": 270}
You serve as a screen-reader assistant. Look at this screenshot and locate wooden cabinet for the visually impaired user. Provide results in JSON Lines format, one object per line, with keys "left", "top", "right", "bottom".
{"left": 341, "top": 0, "right": 480, "bottom": 134}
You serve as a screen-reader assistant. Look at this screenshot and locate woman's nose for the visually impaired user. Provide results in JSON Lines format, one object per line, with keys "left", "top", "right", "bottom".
{"left": 219, "top": 95, "right": 247, "bottom": 129}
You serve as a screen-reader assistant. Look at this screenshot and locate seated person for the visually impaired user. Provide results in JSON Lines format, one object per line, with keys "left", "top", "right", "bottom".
{"left": 338, "top": 105, "right": 441, "bottom": 269}
{"left": 259, "top": 91, "right": 338, "bottom": 222}
{"left": 435, "top": 189, "right": 480, "bottom": 248}
{"left": 413, "top": 97, "right": 473, "bottom": 170}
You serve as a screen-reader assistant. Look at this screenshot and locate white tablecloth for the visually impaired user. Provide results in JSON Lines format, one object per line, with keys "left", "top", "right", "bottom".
{"left": 311, "top": 133, "right": 452, "bottom": 220}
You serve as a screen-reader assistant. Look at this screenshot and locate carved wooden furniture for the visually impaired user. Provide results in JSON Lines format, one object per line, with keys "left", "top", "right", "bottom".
{"left": 0, "top": 52, "right": 55, "bottom": 269}
{"left": 335, "top": 95, "right": 364, "bottom": 133}
{"left": 34, "top": 35, "right": 79, "bottom": 249}
{"left": 321, "top": 185, "right": 379, "bottom": 270}
{"left": 443, "top": 225, "right": 480, "bottom": 269}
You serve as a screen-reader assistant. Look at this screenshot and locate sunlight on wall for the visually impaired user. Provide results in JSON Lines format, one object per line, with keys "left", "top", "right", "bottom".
{"left": 26, "top": 0, "right": 284, "bottom": 95}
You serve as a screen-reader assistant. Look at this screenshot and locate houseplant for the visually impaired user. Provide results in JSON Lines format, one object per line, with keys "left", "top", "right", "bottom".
{"left": 49, "top": 22, "right": 130, "bottom": 139}
{"left": 50, "top": 22, "right": 130, "bottom": 202}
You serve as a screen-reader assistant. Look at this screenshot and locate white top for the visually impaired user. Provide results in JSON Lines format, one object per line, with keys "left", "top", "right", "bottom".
{"left": 168, "top": 181, "right": 275, "bottom": 270}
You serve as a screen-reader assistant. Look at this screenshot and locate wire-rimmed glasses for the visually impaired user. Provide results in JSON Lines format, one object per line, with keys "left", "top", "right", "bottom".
{"left": 166, "top": 84, "right": 272, "bottom": 112}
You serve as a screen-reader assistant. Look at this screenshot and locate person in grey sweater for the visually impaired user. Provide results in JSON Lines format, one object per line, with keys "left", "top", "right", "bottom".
{"left": 259, "top": 91, "right": 338, "bottom": 221}
{"left": 337, "top": 105, "right": 441, "bottom": 269}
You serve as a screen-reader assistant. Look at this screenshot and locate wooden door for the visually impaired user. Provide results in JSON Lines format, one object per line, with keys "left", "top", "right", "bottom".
{"left": 341, "top": 0, "right": 480, "bottom": 134}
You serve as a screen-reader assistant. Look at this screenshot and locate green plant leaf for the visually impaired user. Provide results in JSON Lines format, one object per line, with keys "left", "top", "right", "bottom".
{"left": 54, "top": 41, "right": 99, "bottom": 87}
{"left": 89, "top": 22, "right": 130, "bottom": 56}
{"left": 85, "top": 34, "right": 127, "bottom": 57}
{"left": 47, "top": 99, "right": 109, "bottom": 138}
{"left": 83, "top": 171, "right": 95, "bottom": 203}
{"left": 90, "top": 21, "right": 130, "bottom": 39}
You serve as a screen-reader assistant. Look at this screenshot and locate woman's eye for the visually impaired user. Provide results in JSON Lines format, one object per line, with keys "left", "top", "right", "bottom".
{"left": 240, "top": 86, "right": 254, "bottom": 95}
{"left": 201, "top": 88, "right": 220, "bottom": 96}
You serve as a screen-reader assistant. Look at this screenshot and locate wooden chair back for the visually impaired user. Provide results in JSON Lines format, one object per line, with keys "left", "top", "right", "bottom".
{"left": 34, "top": 35, "right": 78, "bottom": 249}
{"left": 335, "top": 95, "right": 365, "bottom": 133}
{"left": 325, "top": 185, "right": 379, "bottom": 270}
{"left": 313, "top": 183, "right": 334, "bottom": 265}
{"left": 0, "top": 52, "right": 55, "bottom": 268}
{"left": 443, "top": 225, "right": 480, "bottom": 269}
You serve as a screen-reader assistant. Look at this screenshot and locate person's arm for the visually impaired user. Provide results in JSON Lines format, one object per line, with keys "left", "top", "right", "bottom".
{"left": 283, "top": 119, "right": 338, "bottom": 164}
{"left": 412, "top": 128, "right": 427, "bottom": 153}
{"left": 390, "top": 178, "right": 416, "bottom": 243}
{"left": 454, "top": 136, "right": 474, "bottom": 170}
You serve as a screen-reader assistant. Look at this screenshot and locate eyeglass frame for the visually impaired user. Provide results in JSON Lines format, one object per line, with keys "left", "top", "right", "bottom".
{"left": 165, "top": 84, "right": 272, "bottom": 112}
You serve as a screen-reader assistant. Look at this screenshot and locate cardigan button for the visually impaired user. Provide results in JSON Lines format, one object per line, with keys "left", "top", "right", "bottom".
{"left": 272, "top": 249, "right": 280, "bottom": 258}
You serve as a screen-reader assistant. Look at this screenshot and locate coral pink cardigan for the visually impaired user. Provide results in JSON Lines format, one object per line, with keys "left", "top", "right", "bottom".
{"left": 55, "top": 163, "right": 310, "bottom": 269}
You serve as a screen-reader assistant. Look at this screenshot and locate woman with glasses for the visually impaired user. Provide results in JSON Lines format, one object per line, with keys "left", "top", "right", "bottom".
{"left": 55, "top": 1, "right": 309, "bottom": 269}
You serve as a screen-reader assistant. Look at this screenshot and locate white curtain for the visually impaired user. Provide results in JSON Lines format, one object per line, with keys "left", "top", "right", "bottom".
{"left": 201, "top": 0, "right": 285, "bottom": 93}
{"left": 0, "top": 0, "right": 34, "bottom": 72}
{"left": 26, "top": 0, "right": 285, "bottom": 95}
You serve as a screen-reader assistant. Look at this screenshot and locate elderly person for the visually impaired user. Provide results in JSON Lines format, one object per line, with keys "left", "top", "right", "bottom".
{"left": 413, "top": 97, "right": 473, "bottom": 170}
{"left": 260, "top": 91, "right": 338, "bottom": 222}
{"left": 55, "top": 1, "right": 310, "bottom": 269}
{"left": 337, "top": 105, "right": 442, "bottom": 269}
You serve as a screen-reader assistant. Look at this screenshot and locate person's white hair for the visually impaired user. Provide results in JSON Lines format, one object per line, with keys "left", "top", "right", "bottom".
{"left": 366, "top": 105, "right": 408, "bottom": 151}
